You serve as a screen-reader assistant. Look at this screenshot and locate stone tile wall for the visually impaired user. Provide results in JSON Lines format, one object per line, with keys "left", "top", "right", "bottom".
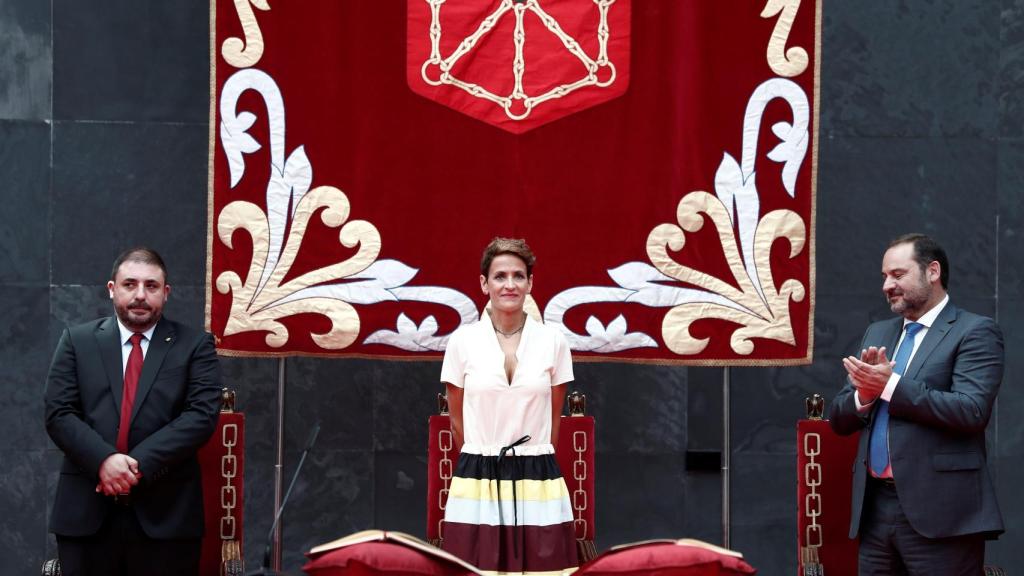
{"left": 0, "top": 0, "right": 1020, "bottom": 572}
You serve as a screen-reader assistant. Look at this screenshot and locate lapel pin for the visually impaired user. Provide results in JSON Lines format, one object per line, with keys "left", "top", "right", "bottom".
{"left": 165, "top": 337, "right": 172, "bottom": 342}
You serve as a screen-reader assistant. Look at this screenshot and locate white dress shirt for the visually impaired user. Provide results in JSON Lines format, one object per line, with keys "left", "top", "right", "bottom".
{"left": 441, "top": 313, "right": 573, "bottom": 455}
{"left": 856, "top": 294, "right": 949, "bottom": 410}
{"left": 116, "top": 319, "right": 156, "bottom": 376}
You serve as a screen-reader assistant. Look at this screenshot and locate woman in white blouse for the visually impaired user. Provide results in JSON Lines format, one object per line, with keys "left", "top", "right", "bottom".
{"left": 440, "top": 237, "right": 578, "bottom": 575}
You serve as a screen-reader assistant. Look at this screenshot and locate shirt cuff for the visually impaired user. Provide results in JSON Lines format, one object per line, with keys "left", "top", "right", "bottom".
{"left": 879, "top": 372, "right": 901, "bottom": 402}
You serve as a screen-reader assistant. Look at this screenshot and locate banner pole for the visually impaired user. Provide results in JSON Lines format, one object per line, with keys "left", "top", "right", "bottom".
{"left": 722, "top": 366, "right": 731, "bottom": 548}
{"left": 272, "top": 357, "right": 286, "bottom": 570}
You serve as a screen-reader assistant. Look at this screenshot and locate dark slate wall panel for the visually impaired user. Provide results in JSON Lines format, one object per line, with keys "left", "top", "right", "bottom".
{"left": 991, "top": 131, "right": 1023, "bottom": 568}
{"left": 681, "top": 471, "right": 722, "bottom": 545}
{"left": 48, "top": 284, "right": 110, "bottom": 347}
{"left": 730, "top": 453, "right": 794, "bottom": 574}
{"left": 999, "top": 0, "right": 1024, "bottom": 138}
{"left": 988, "top": 451, "right": 1024, "bottom": 568}
{"left": 374, "top": 451, "right": 428, "bottom": 536}
{"left": 51, "top": 121, "right": 209, "bottom": 286}
{"left": 0, "top": 286, "right": 50, "bottom": 450}
{"left": 997, "top": 139, "right": 1024, "bottom": 300}
{"left": 820, "top": 0, "right": 1000, "bottom": 138}
{"left": 0, "top": 121, "right": 50, "bottom": 284}
{"left": 687, "top": 367, "right": 724, "bottom": 451}
{"left": 816, "top": 136, "right": 998, "bottom": 298}
{"left": 0, "top": 450, "right": 48, "bottom": 575}
{"left": 0, "top": 0, "right": 51, "bottom": 120}
{"left": 2, "top": 0, "right": 1021, "bottom": 573}
{"left": 52, "top": 0, "right": 209, "bottom": 123}
{"left": 993, "top": 300, "right": 1023, "bottom": 459}
{"left": 593, "top": 453, "right": 685, "bottom": 549}
{"left": 988, "top": 302, "right": 1021, "bottom": 568}
{"left": 270, "top": 448, "right": 374, "bottom": 570}
{"left": 284, "top": 358, "right": 376, "bottom": 452}
{"left": 573, "top": 362, "right": 687, "bottom": 454}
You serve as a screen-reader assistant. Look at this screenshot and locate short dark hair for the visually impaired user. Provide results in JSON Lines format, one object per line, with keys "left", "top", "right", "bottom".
{"left": 888, "top": 233, "right": 948, "bottom": 289}
{"left": 111, "top": 247, "right": 168, "bottom": 283}
{"left": 480, "top": 237, "right": 536, "bottom": 276}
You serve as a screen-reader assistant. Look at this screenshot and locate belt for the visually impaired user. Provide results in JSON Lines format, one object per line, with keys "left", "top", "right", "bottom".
{"left": 868, "top": 475, "right": 896, "bottom": 488}
{"left": 112, "top": 492, "right": 136, "bottom": 506}
{"left": 497, "top": 434, "right": 531, "bottom": 550}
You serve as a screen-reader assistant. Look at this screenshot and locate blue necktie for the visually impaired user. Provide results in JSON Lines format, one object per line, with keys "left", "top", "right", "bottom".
{"left": 869, "top": 322, "right": 923, "bottom": 476}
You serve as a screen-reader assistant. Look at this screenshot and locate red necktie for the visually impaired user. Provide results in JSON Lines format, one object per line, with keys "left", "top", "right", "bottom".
{"left": 116, "top": 333, "right": 144, "bottom": 453}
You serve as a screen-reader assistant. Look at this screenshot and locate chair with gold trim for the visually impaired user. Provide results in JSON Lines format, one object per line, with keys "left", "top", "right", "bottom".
{"left": 797, "top": 394, "right": 1006, "bottom": 576}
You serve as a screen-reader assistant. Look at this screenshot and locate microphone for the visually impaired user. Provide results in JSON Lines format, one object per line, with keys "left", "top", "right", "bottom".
{"left": 247, "top": 421, "right": 321, "bottom": 576}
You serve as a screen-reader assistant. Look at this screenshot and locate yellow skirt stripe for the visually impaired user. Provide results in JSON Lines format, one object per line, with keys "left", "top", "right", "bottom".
{"left": 449, "top": 477, "right": 570, "bottom": 502}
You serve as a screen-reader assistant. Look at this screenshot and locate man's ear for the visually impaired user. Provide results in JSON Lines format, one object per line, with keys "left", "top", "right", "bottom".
{"left": 107, "top": 280, "right": 115, "bottom": 299}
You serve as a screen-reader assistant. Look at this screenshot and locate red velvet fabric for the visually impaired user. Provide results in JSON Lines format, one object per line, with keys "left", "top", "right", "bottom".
{"left": 575, "top": 541, "right": 756, "bottom": 575}
{"left": 406, "top": 0, "right": 632, "bottom": 133}
{"left": 303, "top": 541, "right": 474, "bottom": 576}
{"left": 426, "top": 415, "right": 595, "bottom": 544}
{"left": 197, "top": 412, "right": 245, "bottom": 576}
{"left": 209, "top": 0, "right": 820, "bottom": 364}
{"left": 796, "top": 419, "right": 859, "bottom": 576}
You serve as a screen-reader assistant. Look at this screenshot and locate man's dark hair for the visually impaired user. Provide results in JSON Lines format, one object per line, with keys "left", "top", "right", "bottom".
{"left": 111, "top": 247, "right": 168, "bottom": 283}
{"left": 889, "top": 233, "right": 948, "bottom": 290}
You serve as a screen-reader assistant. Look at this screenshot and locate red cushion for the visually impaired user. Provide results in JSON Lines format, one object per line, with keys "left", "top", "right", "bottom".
{"left": 576, "top": 541, "right": 757, "bottom": 575}
{"left": 303, "top": 540, "right": 475, "bottom": 576}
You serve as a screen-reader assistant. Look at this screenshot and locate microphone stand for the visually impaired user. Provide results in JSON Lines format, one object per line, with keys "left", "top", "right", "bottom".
{"left": 246, "top": 422, "right": 321, "bottom": 576}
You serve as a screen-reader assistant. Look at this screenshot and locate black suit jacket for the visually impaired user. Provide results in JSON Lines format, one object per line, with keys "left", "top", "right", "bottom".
{"left": 829, "top": 302, "right": 1004, "bottom": 540}
{"left": 45, "top": 316, "right": 222, "bottom": 539}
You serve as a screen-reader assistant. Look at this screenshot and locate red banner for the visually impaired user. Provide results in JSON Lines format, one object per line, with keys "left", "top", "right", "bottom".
{"left": 207, "top": 0, "right": 820, "bottom": 364}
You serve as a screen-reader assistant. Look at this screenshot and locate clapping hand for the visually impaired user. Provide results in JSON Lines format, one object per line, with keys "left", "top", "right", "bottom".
{"left": 843, "top": 346, "right": 895, "bottom": 404}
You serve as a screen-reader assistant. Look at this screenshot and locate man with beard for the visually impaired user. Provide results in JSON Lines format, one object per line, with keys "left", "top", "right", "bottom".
{"left": 45, "top": 247, "right": 222, "bottom": 575}
{"left": 829, "top": 233, "right": 1004, "bottom": 576}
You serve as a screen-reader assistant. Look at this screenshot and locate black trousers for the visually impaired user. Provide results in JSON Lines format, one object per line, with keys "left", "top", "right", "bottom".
{"left": 858, "top": 478, "right": 984, "bottom": 576}
{"left": 56, "top": 504, "right": 200, "bottom": 576}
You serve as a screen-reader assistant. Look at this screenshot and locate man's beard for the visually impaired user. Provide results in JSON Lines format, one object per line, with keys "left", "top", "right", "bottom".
{"left": 115, "top": 302, "right": 160, "bottom": 330}
{"left": 887, "top": 278, "right": 931, "bottom": 317}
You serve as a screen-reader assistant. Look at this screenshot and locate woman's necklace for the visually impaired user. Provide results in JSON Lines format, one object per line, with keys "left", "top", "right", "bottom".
{"left": 493, "top": 314, "right": 526, "bottom": 338}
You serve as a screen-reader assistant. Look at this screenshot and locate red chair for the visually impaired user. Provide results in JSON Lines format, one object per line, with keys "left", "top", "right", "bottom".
{"left": 426, "top": 390, "right": 597, "bottom": 562}
{"left": 796, "top": 396, "right": 859, "bottom": 576}
{"left": 797, "top": 395, "right": 1005, "bottom": 576}
{"left": 196, "top": 389, "right": 245, "bottom": 575}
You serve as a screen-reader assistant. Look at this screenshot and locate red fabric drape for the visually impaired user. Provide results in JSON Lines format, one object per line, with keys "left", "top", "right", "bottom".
{"left": 208, "top": 0, "right": 820, "bottom": 364}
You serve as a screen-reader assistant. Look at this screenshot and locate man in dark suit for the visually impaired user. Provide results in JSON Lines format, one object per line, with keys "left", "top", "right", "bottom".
{"left": 45, "top": 247, "right": 222, "bottom": 575}
{"left": 830, "top": 233, "right": 1004, "bottom": 576}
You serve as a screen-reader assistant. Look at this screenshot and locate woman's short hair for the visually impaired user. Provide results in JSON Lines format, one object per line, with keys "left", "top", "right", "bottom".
{"left": 480, "top": 237, "right": 536, "bottom": 276}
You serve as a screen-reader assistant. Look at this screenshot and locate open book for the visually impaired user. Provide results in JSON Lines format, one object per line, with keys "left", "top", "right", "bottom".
{"left": 308, "top": 529, "right": 486, "bottom": 575}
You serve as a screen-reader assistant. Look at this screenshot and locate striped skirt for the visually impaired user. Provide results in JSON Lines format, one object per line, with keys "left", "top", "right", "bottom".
{"left": 442, "top": 446, "right": 578, "bottom": 575}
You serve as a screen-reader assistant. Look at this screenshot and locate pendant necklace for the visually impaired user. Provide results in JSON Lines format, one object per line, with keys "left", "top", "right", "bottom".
{"left": 494, "top": 315, "right": 526, "bottom": 338}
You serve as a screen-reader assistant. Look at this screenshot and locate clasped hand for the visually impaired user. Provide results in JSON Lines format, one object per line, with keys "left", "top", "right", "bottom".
{"left": 96, "top": 453, "right": 142, "bottom": 496}
{"left": 843, "top": 346, "right": 895, "bottom": 404}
